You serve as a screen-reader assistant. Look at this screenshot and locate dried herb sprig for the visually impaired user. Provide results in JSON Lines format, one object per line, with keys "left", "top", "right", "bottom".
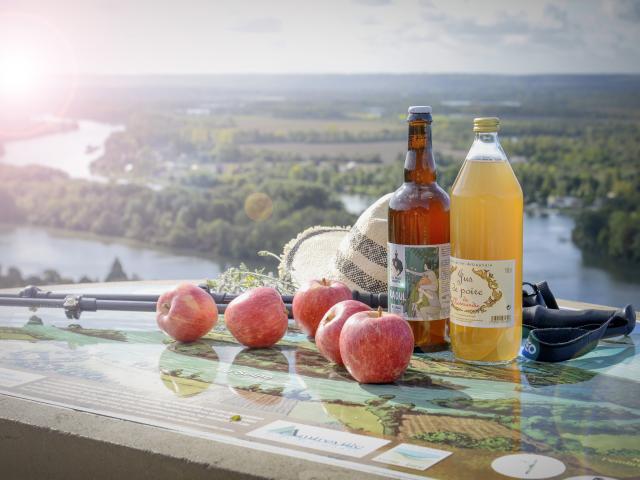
{"left": 206, "top": 252, "right": 297, "bottom": 295}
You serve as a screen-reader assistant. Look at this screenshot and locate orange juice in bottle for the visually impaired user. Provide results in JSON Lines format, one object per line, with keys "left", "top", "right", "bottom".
{"left": 449, "top": 117, "right": 523, "bottom": 364}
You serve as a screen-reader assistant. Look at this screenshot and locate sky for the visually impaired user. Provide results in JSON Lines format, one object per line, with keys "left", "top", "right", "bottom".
{"left": 0, "top": 0, "right": 639, "bottom": 75}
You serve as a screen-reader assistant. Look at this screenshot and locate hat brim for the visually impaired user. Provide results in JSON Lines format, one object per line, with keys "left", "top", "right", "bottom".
{"left": 279, "top": 226, "right": 348, "bottom": 287}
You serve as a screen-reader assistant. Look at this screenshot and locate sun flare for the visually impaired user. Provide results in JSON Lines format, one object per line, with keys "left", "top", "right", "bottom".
{"left": 0, "top": 12, "right": 77, "bottom": 137}
{"left": 0, "top": 49, "right": 42, "bottom": 99}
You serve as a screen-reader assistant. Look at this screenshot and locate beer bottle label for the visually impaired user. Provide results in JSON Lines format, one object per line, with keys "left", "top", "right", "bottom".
{"left": 387, "top": 243, "right": 450, "bottom": 321}
{"left": 449, "top": 257, "right": 516, "bottom": 328}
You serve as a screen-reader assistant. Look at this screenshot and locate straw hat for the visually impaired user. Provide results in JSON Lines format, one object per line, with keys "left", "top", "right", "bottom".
{"left": 279, "top": 194, "right": 391, "bottom": 293}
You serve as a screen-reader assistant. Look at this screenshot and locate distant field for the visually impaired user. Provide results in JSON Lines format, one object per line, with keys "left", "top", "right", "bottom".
{"left": 240, "top": 141, "right": 467, "bottom": 164}
{"left": 241, "top": 141, "right": 404, "bottom": 162}
{"left": 232, "top": 115, "right": 404, "bottom": 133}
{"left": 231, "top": 114, "right": 466, "bottom": 163}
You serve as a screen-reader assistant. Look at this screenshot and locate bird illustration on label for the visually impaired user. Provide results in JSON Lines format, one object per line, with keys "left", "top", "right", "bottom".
{"left": 392, "top": 251, "right": 404, "bottom": 278}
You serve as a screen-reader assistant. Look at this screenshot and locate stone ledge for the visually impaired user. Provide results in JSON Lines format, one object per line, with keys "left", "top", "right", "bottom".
{"left": 0, "top": 395, "right": 382, "bottom": 480}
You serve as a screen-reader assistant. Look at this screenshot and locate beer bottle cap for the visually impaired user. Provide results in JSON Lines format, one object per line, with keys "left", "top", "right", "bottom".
{"left": 408, "top": 106, "right": 432, "bottom": 114}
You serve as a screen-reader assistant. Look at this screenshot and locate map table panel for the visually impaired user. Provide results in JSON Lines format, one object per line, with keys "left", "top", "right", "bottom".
{"left": 0, "top": 282, "right": 638, "bottom": 479}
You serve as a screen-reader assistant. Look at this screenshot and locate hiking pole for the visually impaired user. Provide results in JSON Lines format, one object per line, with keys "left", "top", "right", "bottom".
{"left": 0, "top": 294, "right": 287, "bottom": 320}
{"left": 0, "top": 296, "right": 156, "bottom": 318}
{"left": 0, "top": 285, "right": 387, "bottom": 320}
{"left": 8, "top": 285, "right": 388, "bottom": 307}
{"left": 0, "top": 295, "right": 292, "bottom": 320}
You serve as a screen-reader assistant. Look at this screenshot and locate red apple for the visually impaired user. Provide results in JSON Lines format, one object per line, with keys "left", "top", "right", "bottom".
{"left": 339, "top": 308, "right": 414, "bottom": 384}
{"left": 292, "top": 278, "right": 352, "bottom": 338}
{"left": 224, "top": 287, "right": 288, "bottom": 348}
{"left": 156, "top": 283, "right": 218, "bottom": 342}
{"left": 316, "top": 300, "right": 371, "bottom": 365}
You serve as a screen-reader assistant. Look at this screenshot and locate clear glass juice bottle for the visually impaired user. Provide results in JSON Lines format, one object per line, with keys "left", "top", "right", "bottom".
{"left": 388, "top": 106, "right": 450, "bottom": 351}
{"left": 449, "top": 117, "right": 523, "bottom": 364}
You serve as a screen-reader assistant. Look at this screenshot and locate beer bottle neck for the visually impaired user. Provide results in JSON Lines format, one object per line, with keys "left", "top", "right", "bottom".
{"left": 405, "top": 120, "right": 436, "bottom": 184}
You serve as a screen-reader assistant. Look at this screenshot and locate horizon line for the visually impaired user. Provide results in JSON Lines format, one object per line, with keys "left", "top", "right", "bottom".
{"left": 73, "top": 72, "right": 640, "bottom": 77}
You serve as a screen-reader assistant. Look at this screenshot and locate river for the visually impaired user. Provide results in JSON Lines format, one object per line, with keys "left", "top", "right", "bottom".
{"left": 0, "top": 225, "right": 225, "bottom": 282}
{"left": 0, "top": 121, "right": 638, "bottom": 306}
{"left": 0, "top": 119, "right": 123, "bottom": 178}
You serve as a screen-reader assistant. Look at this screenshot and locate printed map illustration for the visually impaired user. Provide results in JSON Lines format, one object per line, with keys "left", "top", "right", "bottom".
{"left": 0, "top": 284, "right": 638, "bottom": 479}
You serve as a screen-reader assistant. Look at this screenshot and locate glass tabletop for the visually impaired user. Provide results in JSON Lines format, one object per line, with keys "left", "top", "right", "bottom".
{"left": 0, "top": 283, "right": 638, "bottom": 480}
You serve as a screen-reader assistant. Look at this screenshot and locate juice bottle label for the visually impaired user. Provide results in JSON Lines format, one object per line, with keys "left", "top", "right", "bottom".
{"left": 449, "top": 257, "right": 515, "bottom": 328}
{"left": 387, "top": 243, "right": 450, "bottom": 322}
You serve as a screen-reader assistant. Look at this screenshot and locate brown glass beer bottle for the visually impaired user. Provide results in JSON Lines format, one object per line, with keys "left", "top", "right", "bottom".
{"left": 388, "top": 106, "right": 450, "bottom": 351}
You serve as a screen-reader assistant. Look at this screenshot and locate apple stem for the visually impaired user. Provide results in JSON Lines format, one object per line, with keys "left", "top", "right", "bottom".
{"left": 162, "top": 302, "right": 171, "bottom": 312}
{"left": 377, "top": 306, "right": 383, "bottom": 318}
{"left": 321, "top": 278, "right": 328, "bottom": 286}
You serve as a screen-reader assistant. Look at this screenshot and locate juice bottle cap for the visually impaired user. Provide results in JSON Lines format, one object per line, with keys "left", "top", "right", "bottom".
{"left": 408, "top": 106, "right": 432, "bottom": 114}
{"left": 474, "top": 117, "right": 500, "bottom": 133}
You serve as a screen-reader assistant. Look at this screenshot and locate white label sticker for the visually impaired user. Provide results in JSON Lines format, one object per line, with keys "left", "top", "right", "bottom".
{"left": 247, "top": 420, "right": 389, "bottom": 458}
{"left": 450, "top": 257, "right": 516, "bottom": 328}
{"left": 0, "top": 366, "right": 45, "bottom": 388}
{"left": 491, "top": 454, "right": 565, "bottom": 479}
{"left": 373, "top": 443, "right": 452, "bottom": 471}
